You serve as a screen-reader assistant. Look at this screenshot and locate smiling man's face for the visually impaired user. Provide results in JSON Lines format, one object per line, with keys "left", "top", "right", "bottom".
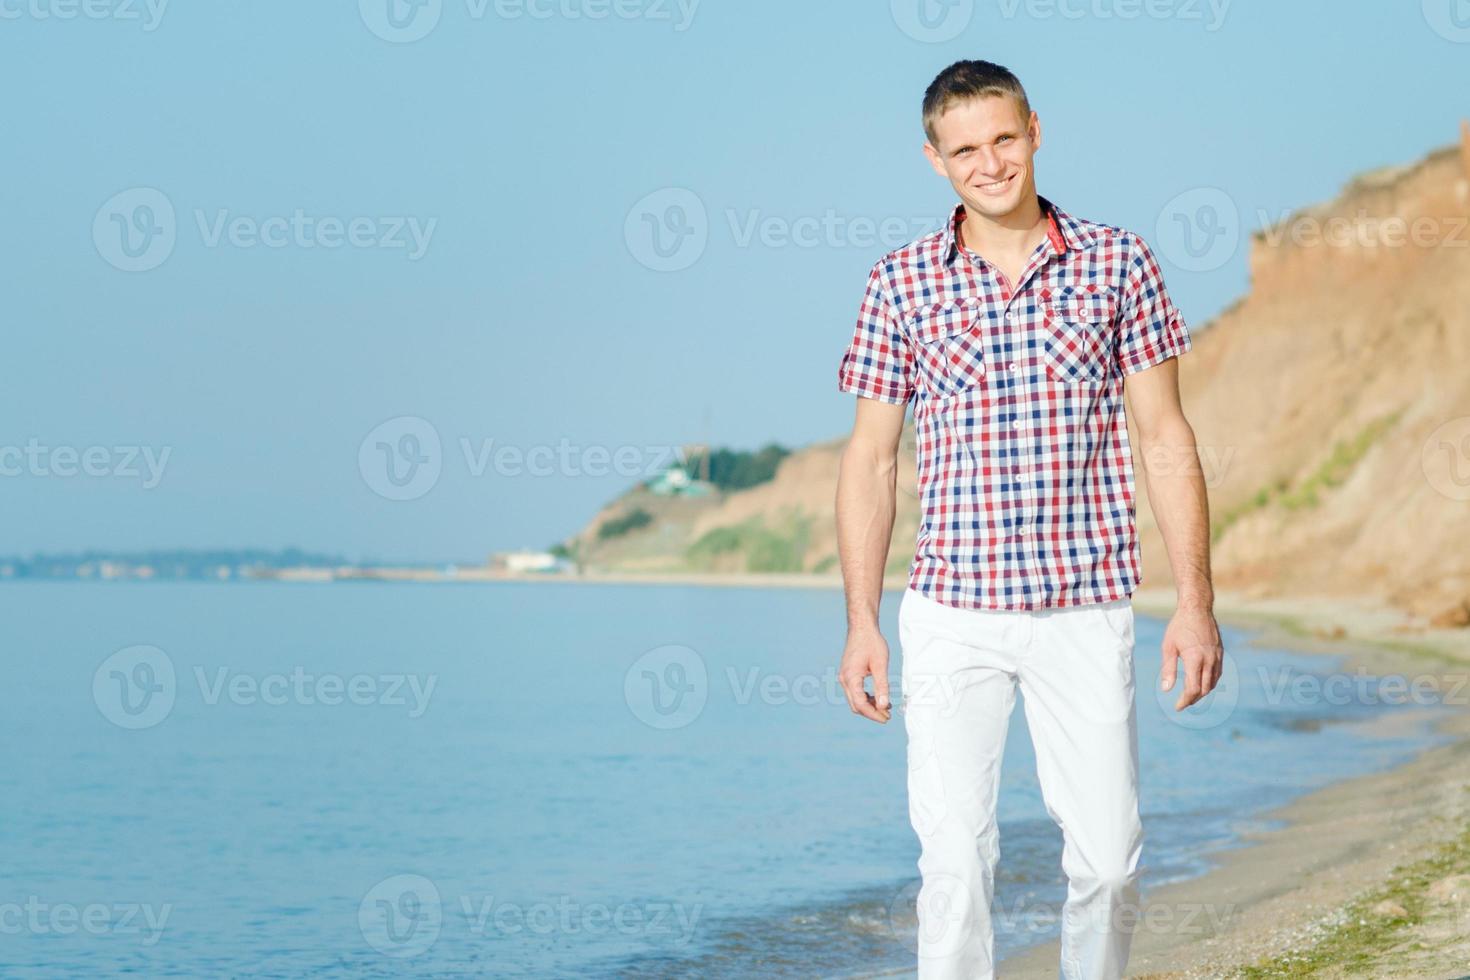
{"left": 924, "top": 94, "right": 1041, "bottom": 222}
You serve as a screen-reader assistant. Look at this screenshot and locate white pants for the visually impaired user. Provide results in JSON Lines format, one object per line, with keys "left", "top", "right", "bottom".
{"left": 897, "top": 585, "right": 1144, "bottom": 980}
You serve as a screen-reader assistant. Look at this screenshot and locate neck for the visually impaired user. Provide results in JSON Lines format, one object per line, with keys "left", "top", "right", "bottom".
{"left": 959, "top": 194, "right": 1046, "bottom": 257}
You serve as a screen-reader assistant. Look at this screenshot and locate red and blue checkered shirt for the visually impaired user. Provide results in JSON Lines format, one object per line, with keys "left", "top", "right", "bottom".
{"left": 837, "top": 196, "right": 1192, "bottom": 610}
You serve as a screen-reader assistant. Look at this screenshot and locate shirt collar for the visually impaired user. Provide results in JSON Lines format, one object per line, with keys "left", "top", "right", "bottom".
{"left": 941, "top": 194, "right": 1095, "bottom": 266}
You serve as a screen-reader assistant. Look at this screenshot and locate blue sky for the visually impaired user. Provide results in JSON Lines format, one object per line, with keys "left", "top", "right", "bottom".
{"left": 3, "top": 1, "right": 1467, "bottom": 562}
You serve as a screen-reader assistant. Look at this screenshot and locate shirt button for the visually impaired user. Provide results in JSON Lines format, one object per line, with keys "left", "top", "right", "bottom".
{"left": 1012, "top": 421, "right": 1021, "bottom": 430}
{"left": 1009, "top": 363, "right": 1018, "bottom": 372}
{"left": 1006, "top": 311, "right": 1016, "bottom": 322}
{"left": 1018, "top": 525, "right": 1028, "bottom": 535}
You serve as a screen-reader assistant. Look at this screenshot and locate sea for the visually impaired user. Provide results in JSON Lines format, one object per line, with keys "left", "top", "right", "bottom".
{"left": 0, "top": 580, "right": 1455, "bottom": 977}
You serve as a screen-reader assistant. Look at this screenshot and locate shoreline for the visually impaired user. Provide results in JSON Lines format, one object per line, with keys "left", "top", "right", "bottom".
{"left": 1000, "top": 586, "right": 1470, "bottom": 978}
{"left": 526, "top": 571, "right": 1470, "bottom": 975}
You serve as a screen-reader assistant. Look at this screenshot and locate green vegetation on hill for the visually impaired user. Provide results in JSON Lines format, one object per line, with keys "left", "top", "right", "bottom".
{"left": 678, "top": 443, "right": 791, "bottom": 492}
{"left": 598, "top": 507, "right": 653, "bottom": 540}
{"left": 1211, "top": 410, "right": 1402, "bottom": 543}
{"left": 686, "top": 511, "right": 811, "bottom": 573}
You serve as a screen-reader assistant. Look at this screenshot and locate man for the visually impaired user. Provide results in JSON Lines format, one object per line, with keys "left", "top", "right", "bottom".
{"left": 833, "top": 60, "right": 1225, "bottom": 979}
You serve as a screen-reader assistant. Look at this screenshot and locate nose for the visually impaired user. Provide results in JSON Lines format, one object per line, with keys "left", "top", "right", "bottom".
{"left": 974, "top": 145, "right": 1005, "bottom": 177}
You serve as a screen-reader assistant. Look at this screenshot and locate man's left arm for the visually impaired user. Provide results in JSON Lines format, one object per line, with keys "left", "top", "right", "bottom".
{"left": 1117, "top": 234, "right": 1223, "bottom": 710}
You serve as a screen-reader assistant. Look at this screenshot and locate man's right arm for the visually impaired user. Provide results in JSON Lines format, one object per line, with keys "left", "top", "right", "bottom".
{"left": 834, "top": 397, "right": 906, "bottom": 723}
{"left": 833, "top": 259, "right": 914, "bottom": 724}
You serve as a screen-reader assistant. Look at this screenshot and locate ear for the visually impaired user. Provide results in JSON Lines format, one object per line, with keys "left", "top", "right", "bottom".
{"left": 1029, "top": 111, "right": 1042, "bottom": 152}
{"left": 922, "top": 141, "right": 947, "bottom": 177}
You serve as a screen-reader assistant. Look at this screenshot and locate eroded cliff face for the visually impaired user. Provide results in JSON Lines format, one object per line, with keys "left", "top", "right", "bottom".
{"left": 1139, "top": 127, "right": 1470, "bottom": 620}
{"left": 575, "top": 128, "right": 1470, "bottom": 621}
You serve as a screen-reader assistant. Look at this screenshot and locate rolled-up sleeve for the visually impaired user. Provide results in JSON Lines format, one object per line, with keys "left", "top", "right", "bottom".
{"left": 837, "top": 260, "right": 914, "bottom": 405}
{"left": 1116, "top": 234, "right": 1192, "bottom": 377}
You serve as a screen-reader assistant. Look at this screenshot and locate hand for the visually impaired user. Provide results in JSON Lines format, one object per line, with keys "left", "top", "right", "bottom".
{"left": 1161, "top": 605, "right": 1224, "bottom": 711}
{"left": 839, "top": 626, "right": 893, "bottom": 724}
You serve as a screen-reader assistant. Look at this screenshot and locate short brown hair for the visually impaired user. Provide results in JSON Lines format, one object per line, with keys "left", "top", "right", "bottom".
{"left": 922, "top": 60, "right": 1032, "bottom": 150}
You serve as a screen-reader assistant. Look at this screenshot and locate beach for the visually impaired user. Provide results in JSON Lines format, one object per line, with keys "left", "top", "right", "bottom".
{"left": 999, "top": 586, "right": 1470, "bottom": 979}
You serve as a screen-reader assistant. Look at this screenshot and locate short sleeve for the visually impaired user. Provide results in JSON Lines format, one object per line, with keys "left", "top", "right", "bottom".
{"left": 1116, "top": 234, "right": 1192, "bottom": 376}
{"left": 837, "top": 261, "right": 914, "bottom": 405}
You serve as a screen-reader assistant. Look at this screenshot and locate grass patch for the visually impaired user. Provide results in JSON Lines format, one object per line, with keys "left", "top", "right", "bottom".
{"left": 1233, "top": 822, "right": 1470, "bottom": 978}
{"left": 597, "top": 507, "right": 653, "bottom": 540}
{"left": 686, "top": 513, "right": 812, "bottom": 573}
{"left": 1211, "top": 411, "right": 1401, "bottom": 543}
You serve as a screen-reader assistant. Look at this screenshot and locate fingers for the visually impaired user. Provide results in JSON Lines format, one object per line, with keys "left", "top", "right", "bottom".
{"left": 841, "top": 671, "right": 888, "bottom": 724}
{"left": 1175, "top": 653, "right": 1204, "bottom": 711}
{"left": 874, "top": 672, "right": 891, "bottom": 713}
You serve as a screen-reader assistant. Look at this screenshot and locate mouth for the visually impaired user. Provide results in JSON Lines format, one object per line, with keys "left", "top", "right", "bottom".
{"left": 974, "top": 173, "right": 1017, "bottom": 196}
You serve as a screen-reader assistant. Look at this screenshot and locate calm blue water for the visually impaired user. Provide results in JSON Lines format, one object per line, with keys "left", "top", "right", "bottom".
{"left": 0, "top": 581, "right": 1453, "bottom": 978}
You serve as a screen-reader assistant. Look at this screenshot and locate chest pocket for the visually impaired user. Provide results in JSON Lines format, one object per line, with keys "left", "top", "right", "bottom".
{"left": 1041, "top": 287, "right": 1119, "bottom": 385}
{"left": 906, "top": 297, "right": 988, "bottom": 399}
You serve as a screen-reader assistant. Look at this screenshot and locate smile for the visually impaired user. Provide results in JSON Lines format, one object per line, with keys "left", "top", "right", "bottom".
{"left": 976, "top": 173, "right": 1016, "bottom": 194}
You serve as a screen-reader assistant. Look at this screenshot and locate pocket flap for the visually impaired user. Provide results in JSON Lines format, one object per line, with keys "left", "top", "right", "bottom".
{"left": 907, "top": 298, "right": 980, "bottom": 344}
{"left": 1053, "top": 288, "right": 1116, "bottom": 326}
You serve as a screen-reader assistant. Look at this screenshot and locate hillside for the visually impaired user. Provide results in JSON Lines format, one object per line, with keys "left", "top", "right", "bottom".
{"left": 567, "top": 126, "right": 1470, "bottom": 623}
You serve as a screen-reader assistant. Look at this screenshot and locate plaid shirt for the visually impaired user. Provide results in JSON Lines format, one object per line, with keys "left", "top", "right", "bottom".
{"left": 837, "top": 196, "right": 1192, "bottom": 610}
